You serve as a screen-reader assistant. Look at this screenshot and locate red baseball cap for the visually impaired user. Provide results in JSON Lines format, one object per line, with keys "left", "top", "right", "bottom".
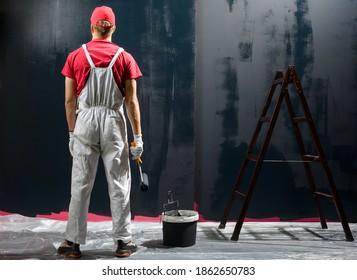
{"left": 91, "top": 6, "right": 115, "bottom": 28}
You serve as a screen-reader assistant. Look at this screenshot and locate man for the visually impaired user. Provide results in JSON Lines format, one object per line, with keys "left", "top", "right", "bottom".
{"left": 57, "top": 6, "right": 143, "bottom": 258}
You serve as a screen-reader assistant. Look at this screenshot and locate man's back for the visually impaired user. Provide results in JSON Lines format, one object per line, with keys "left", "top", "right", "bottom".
{"left": 62, "top": 39, "right": 142, "bottom": 96}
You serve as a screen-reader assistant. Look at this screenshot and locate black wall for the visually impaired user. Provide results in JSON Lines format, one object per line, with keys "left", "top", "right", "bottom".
{"left": 0, "top": 0, "right": 195, "bottom": 218}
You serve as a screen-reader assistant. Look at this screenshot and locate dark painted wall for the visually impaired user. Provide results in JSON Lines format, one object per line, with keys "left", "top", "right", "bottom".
{"left": 0, "top": 0, "right": 356, "bottom": 222}
{"left": 0, "top": 0, "right": 195, "bottom": 218}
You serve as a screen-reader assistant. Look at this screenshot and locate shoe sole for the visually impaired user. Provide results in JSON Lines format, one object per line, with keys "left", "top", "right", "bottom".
{"left": 57, "top": 249, "right": 82, "bottom": 259}
{"left": 114, "top": 251, "right": 134, "bottom": 258}
{"left": 65, "top": 253, "right": 82, "bottom": 259}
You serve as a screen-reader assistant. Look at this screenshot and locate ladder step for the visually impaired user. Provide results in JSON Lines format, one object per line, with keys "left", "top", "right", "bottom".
{"left": 314, "top": 192, "right": 334, "bottom": 202}
{"left": 293, "top": 116, "right": 307, "bottom": 123}
{"left": 273, "top": 77, "right": 284, "bottom": 85}
{"left": 234, "top": 190, "right": 246, "bottom": 200}
{"left": 301, "top": 155, "right": 320, "bottom": 162}
{"left": 246, "top": 154, "right": 258, "bottom": 161}
{"left": 259, "top": 116, "right": 271, "bottom": 123}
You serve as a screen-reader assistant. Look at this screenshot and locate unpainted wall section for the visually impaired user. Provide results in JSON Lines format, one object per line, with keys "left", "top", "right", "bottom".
{"left": 196, "top": 0, "right": 357, "bottom": 221}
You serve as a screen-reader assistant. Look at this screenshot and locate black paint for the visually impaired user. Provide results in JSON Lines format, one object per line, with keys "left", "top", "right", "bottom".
{"left": 0, "top": 0, "right": 195, "bottom": 218}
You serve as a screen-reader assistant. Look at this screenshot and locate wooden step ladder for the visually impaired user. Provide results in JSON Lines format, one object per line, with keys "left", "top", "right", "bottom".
{"left": 219, "top": 65, "right": 354, "bottom": 241}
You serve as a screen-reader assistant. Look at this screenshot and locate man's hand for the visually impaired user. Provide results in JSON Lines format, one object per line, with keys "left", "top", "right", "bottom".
{"left": 130, "top": 134, "right": 143, "bottom": 160}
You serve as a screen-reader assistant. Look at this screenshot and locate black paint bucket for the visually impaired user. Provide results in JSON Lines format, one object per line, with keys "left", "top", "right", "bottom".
{"left": 162, "top": 210, "right": 199, "bottom": 247}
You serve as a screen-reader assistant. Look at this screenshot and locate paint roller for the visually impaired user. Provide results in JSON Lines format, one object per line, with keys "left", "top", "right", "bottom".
{"left": 131, "top": 142, "right": 149, "bottom": 192}
{"left": 162, "top": 189, "right": 180, "bottom": 216}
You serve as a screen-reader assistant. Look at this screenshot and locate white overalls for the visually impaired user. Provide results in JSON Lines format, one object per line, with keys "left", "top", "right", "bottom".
{"left": 66, "top": 44, "right": 132, "bottom": 245}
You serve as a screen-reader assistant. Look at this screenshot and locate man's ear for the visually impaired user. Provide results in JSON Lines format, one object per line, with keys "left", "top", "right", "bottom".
{"left": 112, "top": 25, "right": 117, "bottom": 34}
{"left": 91, "top": 24, "right": 94, "bottom": 34}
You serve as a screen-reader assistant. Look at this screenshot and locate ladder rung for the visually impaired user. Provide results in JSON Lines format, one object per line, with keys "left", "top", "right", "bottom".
{"left": 246, "top": 154, "right": 258, "bottom": 161}
{"left": 234, "top": 190, "right": 246, "bottom": 200}
{"left": 301, "top": 155, "right": 320, "bottom": 162}
{"left": 293, "top": 116, "right": 307, "bottom": 123}
{"left": 314, "top": 192, "right": 334, "bottom": 202}
{"left": 259, "top": 116, "right": 271, "bottom": 123}
{"left": 273, "top": 77, "right": 284, "bottom": 85}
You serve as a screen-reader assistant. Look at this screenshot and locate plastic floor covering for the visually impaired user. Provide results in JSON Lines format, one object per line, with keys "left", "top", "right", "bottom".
{"left": 1, "top": 214, "right": 357, "bottom": 260}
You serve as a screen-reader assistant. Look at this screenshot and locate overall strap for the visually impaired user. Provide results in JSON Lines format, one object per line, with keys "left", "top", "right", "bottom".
{"left": 82, "top": 44, "right": 95, "bottom": 68}
{"left": 108, "top": 47, "right": 124, "bottom": 69}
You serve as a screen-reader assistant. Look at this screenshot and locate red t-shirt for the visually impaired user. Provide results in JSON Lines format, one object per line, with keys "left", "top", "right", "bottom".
{"left": 62, "top": 39, "right": 142, "bottom": 97}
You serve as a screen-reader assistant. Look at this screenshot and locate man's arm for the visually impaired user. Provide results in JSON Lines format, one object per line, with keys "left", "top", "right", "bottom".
{"left": 65, "top": 77, "right": 77, "bottom": 132}
{"left": 125, "top": 79, "right": 142, "bottom": 135}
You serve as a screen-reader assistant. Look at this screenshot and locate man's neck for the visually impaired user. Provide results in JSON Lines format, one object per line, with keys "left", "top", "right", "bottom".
{"left": 92, "top": 34, "right": 112, "bottom": 41}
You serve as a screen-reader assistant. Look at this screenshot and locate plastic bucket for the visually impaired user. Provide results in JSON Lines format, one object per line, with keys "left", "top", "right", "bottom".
{"left": 161, "top": 210, "right": 199, "bottom": 247}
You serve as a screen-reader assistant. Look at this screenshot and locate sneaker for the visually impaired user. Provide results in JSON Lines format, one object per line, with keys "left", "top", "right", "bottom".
{"left": 114, "top": 240, "right": 137, "bottom": 258}
{"left": 57, "top": 240, "right": 82, "bottom": 259}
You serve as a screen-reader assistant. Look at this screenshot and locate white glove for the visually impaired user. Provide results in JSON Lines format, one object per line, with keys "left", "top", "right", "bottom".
{"left": 130, "top": 134, "right": 143, "bottom": 160}
{"left": 69, "top": 132, "right": 74, "bottom": 157}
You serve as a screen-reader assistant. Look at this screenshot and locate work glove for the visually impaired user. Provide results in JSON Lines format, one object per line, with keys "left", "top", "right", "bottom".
{"left": 130, "top": 134, "right": 143, "bottom": 160}
{"left": 69, "top": 132, "right": 74, "bottom": 157}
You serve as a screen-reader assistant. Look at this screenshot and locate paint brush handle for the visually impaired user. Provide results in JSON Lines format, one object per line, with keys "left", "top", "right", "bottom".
{"left": 131, "top": 141, "right": 149, "bottom": 192}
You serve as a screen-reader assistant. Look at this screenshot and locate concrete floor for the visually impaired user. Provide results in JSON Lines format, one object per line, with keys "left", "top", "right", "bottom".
{"left": 1, "top": 214, "right": 357, "bottom": 260}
